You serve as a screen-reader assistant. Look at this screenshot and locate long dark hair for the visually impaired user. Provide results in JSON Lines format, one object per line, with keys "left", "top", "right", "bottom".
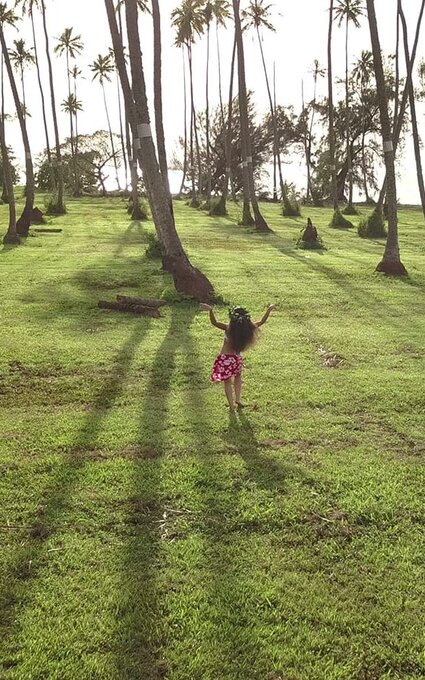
{"left": 227, "top": 307, "right": 258, "bottom": 354}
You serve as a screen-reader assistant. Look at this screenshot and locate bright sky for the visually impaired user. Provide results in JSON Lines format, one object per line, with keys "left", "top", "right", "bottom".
{"left": 2, "top": 0, "right": 424, "bottom": 202}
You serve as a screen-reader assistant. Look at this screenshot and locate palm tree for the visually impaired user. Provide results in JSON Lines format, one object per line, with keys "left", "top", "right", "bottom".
{"left": 335, "top": 0, "right": 363, "bottom": 213}
{"left": 366, "top": 0, "right": 406, "bottom": 275}
{"left": 232, "top": 0, "right": 270, "bottom": 231}
{"left": 352, "top": 50, "right": 374, "bottom": 203}
{"left": 0, "top": 53, "right": 18, "bottom": 244}
{"left": 105, "top": 0, "right": 214, "bottom": 300}
{"left": 327, "top": 0, "right": 338, "bottom": 214}
{"left": 0, "top": 3, "right": 34, "bottom": 235}
{"left": 152, "top": 0, "right": 173, "bottom": 211}
{"left": 70, "top": 64, "right": 82, "bottom": 160}
{"left": 90, "top": 53, "right": 121, "bottom": 191}
{"left": 9, "top": 39, "right": 34, "bottom": 115}
{"left": 61, "top": 93, "right": 83, "bottom": 196}
{"left": 40, "top": 0, "right": 66, "bottom": 213}
{"left": 398, "top": 0, "right": 425, "bottom": 219}
{"left": 109, "top": 46, "right": 129, "bottom": 191}
{"left": 201, "top": 1, "right": 230, "bottom": 208}
{"left": 14, "top": 0, "right": 52, "bottom": 183}
{"left": 171, "top": 0, "right": 205, "bottom": 204}
{"left": 306, "top": 59, "right": 325, "bottom": 203}
{"left": 243, "top": 0, "right": 297, "bottom": 214}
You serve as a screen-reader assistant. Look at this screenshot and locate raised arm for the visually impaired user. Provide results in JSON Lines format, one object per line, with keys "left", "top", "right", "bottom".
{"left": 255, "top": 304, "right": 276, "bottom": 327}
{"left": 199, "top": 304, "right": 227, "bottom": 330}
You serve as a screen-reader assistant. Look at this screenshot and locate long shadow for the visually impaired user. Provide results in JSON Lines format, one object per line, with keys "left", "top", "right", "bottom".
{"left": 115, "top": 305, "right": 197, "bottom": 679}
{"left": 0, "top": 322, "right": 150, "bottom": 667}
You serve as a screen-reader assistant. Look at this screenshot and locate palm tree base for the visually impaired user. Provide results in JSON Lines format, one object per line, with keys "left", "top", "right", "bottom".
{"left": 342, "top": 203, "right": 359, "bottom": 216}
{"left": 2, "top": 231, "right": 20, "bottom": 245}
{"left": 209, "top": 196, "right": 227, "bottom": 217}
{"left": 330, "top": 209, "right": 353, "bottom": 229}
{"left": 163, "top": 254, "right": 214, "bottom": 302}
{"left": 375, "top": 258, "right": 408, "bottom": 276}
{"left": 254, "top": 214, "right": 272, "bottom": 233}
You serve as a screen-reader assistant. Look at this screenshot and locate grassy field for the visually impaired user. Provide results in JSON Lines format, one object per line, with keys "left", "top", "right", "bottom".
{"left": 0, "top": 196, "right": 424, "bottom": 680}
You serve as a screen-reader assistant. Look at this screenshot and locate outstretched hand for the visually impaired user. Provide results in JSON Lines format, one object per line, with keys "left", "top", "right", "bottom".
{"left": 199, "top": 303, "right": 213, "bottom": 311}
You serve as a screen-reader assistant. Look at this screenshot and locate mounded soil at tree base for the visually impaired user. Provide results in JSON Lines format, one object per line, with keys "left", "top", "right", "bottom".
{"left": 375, "top": 258, "right": 408, "bottom": 276}
{"left": 16, "top": 214, "right": 31, "bottom": 237}
{"left": 164, "top": 254, "right": 215, "bottom": 301}
{"left": 2, "top": 231, "right": 20, "bottom": 245}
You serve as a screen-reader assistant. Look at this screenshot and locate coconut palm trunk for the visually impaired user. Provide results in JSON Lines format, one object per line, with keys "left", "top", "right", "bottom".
{"left": 0, "top": 26, "right": 34, "bottom": 235}
{"left": 328, "top": 0, "right": 338, "bottom": 211}
{"left": 151, "top": 0, "right": 172, "bottom": 211}
{"left": 221, "top": 32, "right": 237, "bottom": 208}
{"left": 29, "top": 10, "right": 51, "bottom": 167}
{"left": 179, "top": 47, "right": 188, "bottom": 197}
{"left": 232, "top": 0, "right": 270, "bottom": 232}
{"left": 104, "top": 0, "right": 214, "bottom": 300}
{"left": 0, "top": 57, "right": 18, "bottom": 245}
{"left": 344, "top": 12, "right": 354, "bottom": 208}
{"left": 399, "top": 0, "right": 425, "bottom": 218}
{"left": 205, "top": 17, "right": 212, "bottom": 207}
{"left": 366, "top": 0, "right": 407, "bottom": 275}
{"left": 40, "top": 0, "right": 65, "bottom": 213}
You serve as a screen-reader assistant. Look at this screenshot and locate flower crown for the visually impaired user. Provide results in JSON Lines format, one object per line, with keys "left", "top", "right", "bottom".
{"left": 229, "top": 306, "right": 251, "bottom": 324}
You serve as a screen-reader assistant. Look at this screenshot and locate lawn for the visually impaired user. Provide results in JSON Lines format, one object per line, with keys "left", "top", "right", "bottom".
{"left": 0, "top": 196, "right": 424, "bottom": 680}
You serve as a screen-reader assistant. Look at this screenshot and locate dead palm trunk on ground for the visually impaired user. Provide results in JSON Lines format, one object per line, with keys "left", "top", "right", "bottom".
{"left": 366, "top": 0, "right": 407, "bottom": 275}
{"left": 105, "top": 0, "right": 214, "bottom": 300}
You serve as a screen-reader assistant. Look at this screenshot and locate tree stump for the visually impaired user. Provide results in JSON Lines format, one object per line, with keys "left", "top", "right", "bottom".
{"left": 302, "top": 218, "right": 318, "bottom": 243}
{"left": 31, "top": 207, "right": 45, "bottom": 224}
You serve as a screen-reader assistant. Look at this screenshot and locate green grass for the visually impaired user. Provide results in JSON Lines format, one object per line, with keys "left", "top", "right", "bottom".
{"left": 1, "top": 196, "right": 425, "bottom": 679}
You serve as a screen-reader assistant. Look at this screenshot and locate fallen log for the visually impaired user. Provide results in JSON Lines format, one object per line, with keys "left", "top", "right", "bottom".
{"left": 116, "top": 295, "right": 166, "bottom": 308}
{"left": 98, "top": 300, "right": 161, "bottom": 318}
{"left": 32, "top": 228, "right": 63, "bottom": 233}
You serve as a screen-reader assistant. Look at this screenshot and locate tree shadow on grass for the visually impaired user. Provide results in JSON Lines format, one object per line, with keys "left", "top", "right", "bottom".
{"left": 0, "top": 322, "right": 151, "bottom": 671}
{"left": 115, "top": 305, "right": 198, "bottom": 679}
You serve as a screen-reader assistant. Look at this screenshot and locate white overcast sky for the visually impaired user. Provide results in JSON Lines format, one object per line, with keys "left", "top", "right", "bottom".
{"left": 2, "top": 0, "right": 424, "bottom": 202}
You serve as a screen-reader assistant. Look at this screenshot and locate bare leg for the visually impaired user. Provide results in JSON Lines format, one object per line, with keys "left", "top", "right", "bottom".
{"left": 234, "top": 373, "right": 243, "bottom": 407}
{"left": 224, "top": 379, "right": 235, "bottom": 412}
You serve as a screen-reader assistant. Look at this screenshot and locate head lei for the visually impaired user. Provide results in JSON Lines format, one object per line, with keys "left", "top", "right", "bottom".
{"left": 229, "top": 306, "right": 251, "bottom": 324}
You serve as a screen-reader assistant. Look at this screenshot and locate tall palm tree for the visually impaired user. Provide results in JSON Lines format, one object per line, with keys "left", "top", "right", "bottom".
{"left": 243, "top": 0, "right": 296, "bottom": 214}
{"left": 352, "top": 50, "right": 374, "bottom": 203}
{"left": 70, "top": 64, "right": 82, "bottom": 163}
{"left": 0, "top": 52, "right": 18, "bottom": 244}
{"left": 398, "top": 0, "right": 425, "bottom": 219}
{"left": 9, "top": 38, "right": 34, "bottom": 115}
{"left": 327, "top": 0, "right": 338, "bottom": 213}
{"left": 0, "top": 3, "right": 34, "bottom": 235}
{"left": 54, "top": 28, "right": 83, "bottom": 195}
{"left": 90, "top": 53, "right": 121, "bottom": 191}
{"left": 61, "top": 93, "right": 83, "bottom": 195}
{"left": 232, "top": 0, "right": 270, "bottom": 231}
{"left": 40, "top": 0, "right": 66, "bottom": 213}
{"left": 109, "top": 45, "right": 129, "bottom": 190}
{"left": 306, "top": 59, "right": 325, "bottom": 203}
{"left": 171, "top": 0, "right": 204, "bottom": 203}
{"left": 366, "top": 0, "right": 406, "bottom": 275}
{"left": 104, "top": 0, "right": 214, "bottom": 300}
{"left": 335, "top": 0, "right": 363, "bottom": 213}
{"left": 202, "top": 1, "right": 230, "bottom": 208}
{"left": 152, "top": 0, "right": 172, "bottom": 211}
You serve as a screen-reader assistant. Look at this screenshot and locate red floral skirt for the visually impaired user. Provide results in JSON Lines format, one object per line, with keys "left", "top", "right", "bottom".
{"left": 211, "top": 353, "right": 243, "bottom": 382}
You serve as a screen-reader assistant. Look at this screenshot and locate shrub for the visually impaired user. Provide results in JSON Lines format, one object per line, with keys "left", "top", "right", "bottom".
{"left": 282, "top": 202, "right": 301, "bottom": 217}
{"left": 329, "top": 209, "right": 353, "bottom": 228}
{"left": 209, "top": 196, "right": 227, "bottom": 216}
{"left": 145, "top": 232, "right": 164, "bottom": 259}
{"left": 342, "top": 204, "right": 359, "bottom": 216}
{"left": 358, "top": 209, "right": 387, "bottom": 239}
{"left": 127, "top": 198, "right": 149, "bottom": 221}
{"left": 44, "top": 194, "right": 67, "bottom": 216}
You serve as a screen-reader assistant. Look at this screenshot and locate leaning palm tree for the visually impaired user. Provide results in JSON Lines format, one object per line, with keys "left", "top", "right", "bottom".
{"left": 232, "top": 0, "right": 270, "bottom": 231}
{"left": 0, "top": 53, "right": 18, "bottom": 244}
{"left": 0, "top": 3, "right": 35, "bottom": 235}
{"left": 90, "top": 53, "right": 121, "bottom": 191}
{"left": 14, "top": 0, "right": 53, "bottom": 187}
{"left": 335, "top": 0, "right": 363, "bottom": 214}
{"left": 366, "top": 0, "right": 406, "bottom": 275}
{"left": 40, "top": 0, "right": 66, "bottom": 213}
{"left": 398, "top": 0, "right": 425, "bottom": 219}
{"left": 171, "top": 0, "right": 205, "bottom": 204}
{"left": 9, "top": 38, "right": 34, "bottom": 115}
{"left": 327, "top": 0, "right": 338, "bottom": 213}
{"left": 104, "top": 0, "right": 214, "bottom": 301}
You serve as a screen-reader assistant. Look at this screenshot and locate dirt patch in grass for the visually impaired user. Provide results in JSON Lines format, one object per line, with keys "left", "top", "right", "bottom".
{"left": 317, "top": 345, "right": 345, "bottom": 368}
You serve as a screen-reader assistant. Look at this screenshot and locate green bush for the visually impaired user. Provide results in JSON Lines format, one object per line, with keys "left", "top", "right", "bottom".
{"left": 358, "top": 210, "right": 387, "bottom": 239}
{"left": 342, "top": 204, "right": 359, "bottom": 216}
{"left": 44, "top": 194, "right": 67, "bottom": 216}
{"left": 127, "top": 198, "right": 149, "bottom": 221}
{"left": 282, "top": 202, "right": 301, "bottom": 217}
{"left": 329, "top": 209, "right": 353, "bottom": 229}
{"left": 145, "top": 232, "right": 164, "bottom": 259}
